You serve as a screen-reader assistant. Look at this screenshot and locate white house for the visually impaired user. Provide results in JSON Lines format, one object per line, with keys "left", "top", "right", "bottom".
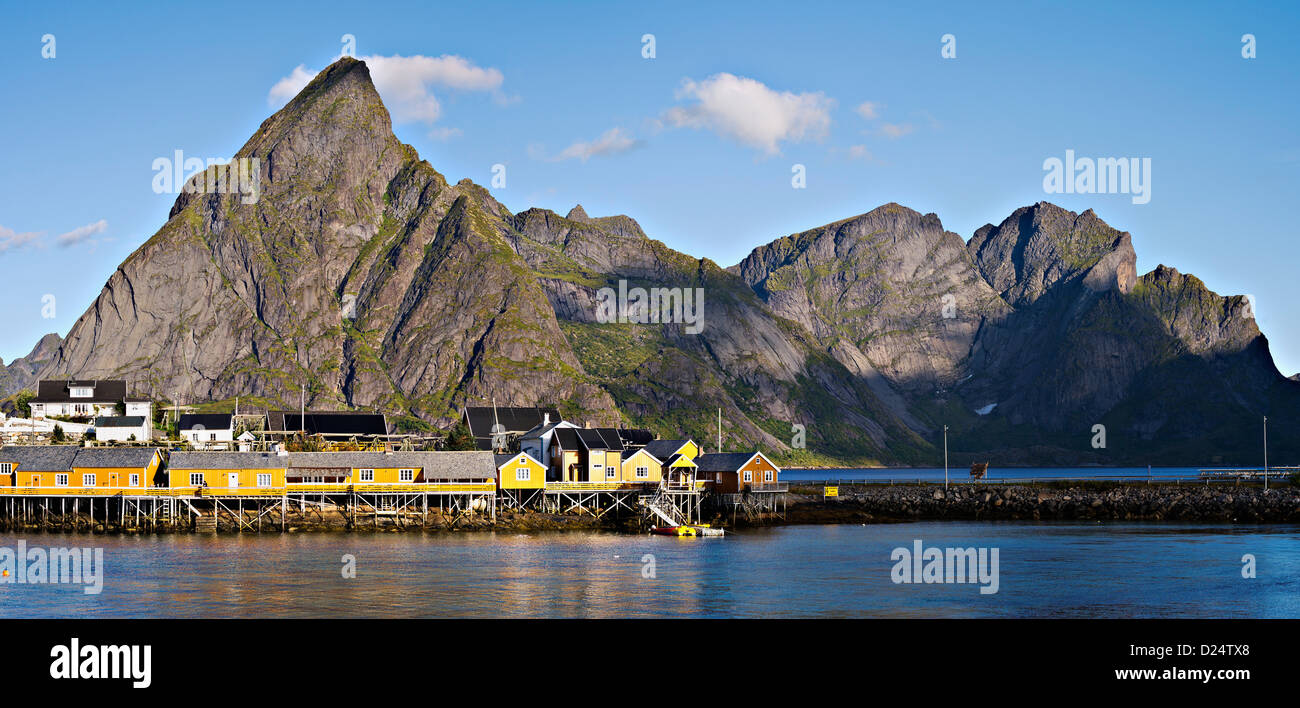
{"left": 28, "top": 379, "right": 151, "bottom": 421}
{"left": 519, "top": 414, "right": 579, "bottom": 469}
{"left": 93, "top": 416, "right": 151, "bottom": 442}
{"left": 179, "top": 413, "right": 235, "bottom": 449}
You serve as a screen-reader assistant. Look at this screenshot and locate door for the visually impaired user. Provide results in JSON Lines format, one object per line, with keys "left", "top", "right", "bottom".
{"left": 228, "top": 472, "right": 239, "bottom": 488}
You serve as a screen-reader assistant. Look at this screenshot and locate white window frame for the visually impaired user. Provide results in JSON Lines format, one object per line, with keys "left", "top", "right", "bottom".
{"left": 606, "top": 465, "right": 617, "bottom": 479}
{"left": 764, "top": 469, "right": 773, "bottom": 482}
{"left": 56, "top": 473, "right": 69, "bottom": 487}
{"left": 129, "top": 473, "right": 140, "bottom": 487}
{"left": 635, "top": 466, "right": 649, "bottom": 479}
{"left": 0, "top": 463, "right": 12, "bottom": 475}
{"left": 189, "top": 472, "right": 204, "bottom": 486}
{"left": 359, "top": 469, "right": 374, "bottom": 482}
{"left": 743, "top": 470, "right": 752, "bottom": 483}
{"left": 82, "top": 473, "right": 96, "bottom": 487}
{"left": 399, "top": 469, "right": 414, "bottom": 482}
{"left": 70, "top": 387, "right": 93, "bottom": 398}
{"left": 257, "top": 473, "right": 272, "bottom": 488}
{"left": 515, "top": 466, "right": 530, "bottom": 482}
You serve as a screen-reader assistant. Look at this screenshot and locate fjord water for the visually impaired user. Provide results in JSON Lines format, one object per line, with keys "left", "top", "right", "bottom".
{"left": 3, "top": 522, "right": 1296, "bottom": 618}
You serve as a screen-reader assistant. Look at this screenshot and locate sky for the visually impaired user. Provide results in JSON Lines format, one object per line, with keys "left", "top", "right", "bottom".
{"left": 1, "top": 1, "right": 1298, "bottom": 373}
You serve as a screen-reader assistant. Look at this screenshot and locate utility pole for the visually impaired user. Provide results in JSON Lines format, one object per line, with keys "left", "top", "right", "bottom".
{"left": 1263, "top": 415, "right": 1269, "bottom": 491}
{"left": 943, "top": 425, "right": 949, "bottom": 491}
{"left": 717, "top": 408, "right": 722, "bottom": 454}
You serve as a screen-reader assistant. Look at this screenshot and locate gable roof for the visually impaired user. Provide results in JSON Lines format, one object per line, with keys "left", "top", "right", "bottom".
{"left": 495, "top": 451, "right": 543, "bottom": 469}
{"left": 169, "top": 451, "right": 287, "bottom": 470}
{"left": 462, "top": 406, "right": 561, "bottom": 437}
{"left": 694, "top": 452, "right": 761, "bottom": 473}
{"left": 72, "top": 447, "right": 161, "bottom": 469}
{"left": 268, "top": 411, "right": 388, "bottom": 436}
{"left": 94, "top": 416, "right": 147, "bottom": 428}
{"left": 617, "top": 428, "right": 656, "bottom": 447}
{"left": 552, "top": 428, "right": 581, "bottom": 450}
{"left": 32, "top": 379, "right": 129, "bottom": 404}
{"left": 643, "top": 439, "right": 693, "bottom": 461}
{"left": 576, "top": 428, "right": 611, "bottom": 450}
{"left": 178, "top": 413, "right": 233, "bottom": 431}
{"left": 0, "top": 445, "right": 81, "bottom": 472}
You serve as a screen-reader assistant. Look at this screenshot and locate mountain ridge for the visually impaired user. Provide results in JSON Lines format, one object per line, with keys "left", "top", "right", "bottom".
{"left": 4, "top": 57, "right": 1295, "bottom": 465}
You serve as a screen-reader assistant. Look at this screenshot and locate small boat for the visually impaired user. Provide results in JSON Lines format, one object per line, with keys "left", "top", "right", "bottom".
{"left": 651, "top": 525, "right": 697, "bottom": 536}
{"left": 650, "top": 524, "right": 725, "bottom": 537}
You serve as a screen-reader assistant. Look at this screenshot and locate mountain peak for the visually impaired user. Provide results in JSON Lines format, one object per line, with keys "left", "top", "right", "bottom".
{"left": 565, "top": 205, "right": 591, "bottom": 222}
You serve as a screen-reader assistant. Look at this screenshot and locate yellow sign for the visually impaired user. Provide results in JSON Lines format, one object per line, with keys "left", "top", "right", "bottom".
{"left": 824, "top": 486, "right": 838, "bottom": 498}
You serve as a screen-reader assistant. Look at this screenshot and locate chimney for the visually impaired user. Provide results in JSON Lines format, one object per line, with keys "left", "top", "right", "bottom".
{"left": 585, "top": 420, "right": 592, "bottom": 429}
{"left": 543, "top": 412, "right": 550, "bottom": 425}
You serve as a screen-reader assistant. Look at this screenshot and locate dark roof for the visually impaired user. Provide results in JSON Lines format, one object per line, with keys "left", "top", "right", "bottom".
{"left": 32, "top": 379, "right": 128, "bottom": 403}
{"left": 287, "top": 451, "right": 495, "bottom": 479}
{"left": 618, "top": 428, "right": 656, "bottom": 446}
{"left": 552, "top": 428, "right": 581, "bottom": 450}
{"left": 462, "top": 406, "right": 561, "bottom": 437}
{"left": 643, "top": 440, "right": 693, "bottom": 461}
{"left": 178, "top": 413, "right": 233, "bottom": 431}
{"left": 0, "top": 445, "right": 81, "bottom": 471}
{"left": 694, "top": 452, "right": 759, "bottom": 473}
{"left": 72, "top": 447, "right": 161, "bottom": 469}
{"left": 576, "top": 428, "right": 611, "bottom": 450}
{"left": 268, "top": 411, "right": 388, "bottom": 436}
{"left": 94, "top": 416, "right": 146, "bottom": 428}
{"left": 170, "top": 452, "right": 287, "bottom": 469}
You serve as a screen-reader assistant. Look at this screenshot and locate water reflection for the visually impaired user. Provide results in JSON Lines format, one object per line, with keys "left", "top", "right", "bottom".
{"left": 2, "top": 522, "right": 1297, "bottom": 618}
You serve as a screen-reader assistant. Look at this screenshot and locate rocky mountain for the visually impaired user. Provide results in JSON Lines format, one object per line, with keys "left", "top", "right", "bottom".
{"left": 0, "top": 333, "right": 62, "bottom": 397}
{"left": 9, "top": 57, "right": 1296, "bottom": 465}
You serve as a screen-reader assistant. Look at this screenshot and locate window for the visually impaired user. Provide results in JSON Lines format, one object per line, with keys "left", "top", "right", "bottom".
{"left": 209, "top": 433, "right": 217, "bottom": 441}
{"left": 82, "top": 474, "right": 96, "bottom": 487}
{"left": 743, "top": 470, "right": 752, "bottom": 483}
{"left": 129, "top": 473, "right": 140, "bottom": 487}
{"left": 56, "top": 474, "right": 69, "bottom": 487}
{"left": 515, "top": 466, "right": 530, "bottom": 481}
{"left": 70, "top": 387, "right": 93, "bottom": 398}
{"left": 399, "top": 469, "right": 414, "bottom": 482}
{"left": 257, "top": 474, "right": 272, "bottom": 488}
{"left": 764, "top": 470, "right": 773, "bottom": 483}
{"left": 606, "top": 466, "right": 617, "bottom": 479}
{"left": 635, "top": 466, "right": 649, "bottom": 479}
{"left": 592, "top": 464, "right": 603, "bottom": 476}
{"left": 0, "top": 463, "right": 12, "bottom": 475}
{"left": 189, "top": 473, "right": 204, "bottom": 486}
{"left": 359, "top": 469, "right": 374, "bottom": 482}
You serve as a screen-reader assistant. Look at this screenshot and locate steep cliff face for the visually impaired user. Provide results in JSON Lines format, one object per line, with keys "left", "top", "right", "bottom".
{"left": 19, "top": 58, "right": 1296, "bottom": 463}
{"left": 39, "top": 57, "right": 617, "bottom": 426}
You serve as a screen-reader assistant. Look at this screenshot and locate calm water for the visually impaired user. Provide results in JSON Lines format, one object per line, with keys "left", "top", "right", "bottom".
{"left": 783, "top": 466, "right": 1257, "bottom": 482}
{"left": 2, "top": 522, "right": 1297, "bottom": 618}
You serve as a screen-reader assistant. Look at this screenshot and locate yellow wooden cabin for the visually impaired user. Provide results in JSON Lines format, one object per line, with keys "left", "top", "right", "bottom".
{"left": 0, "top": 446, "right": 163, "bottom": 493}
{"left": 169, "top": 451, "right": 288, "bottom": 493}
{"left": 495, "top": 451, "right": 546, "bottom": 490}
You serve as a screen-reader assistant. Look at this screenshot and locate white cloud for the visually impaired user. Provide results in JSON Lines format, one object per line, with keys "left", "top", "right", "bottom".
{"left": 55, "top": 219, "right": 108, "bottom": 247}
{"left": 0, "top": 224, "right": 43, "bottom": 253}
{"left": 268, "top": 54, "right": 508, "bottom": 130}
{"left": 551, "top": 128, "right": 641, "bottom": 162}
{"left": 848, "top": 145, "right": 873, "bottom": 160}
{"left": 855, "top": 101, "right": 880, "bottom": 120}
{"left": 880, "top": 123, "right": 914, "bottom": 139}
{"left": 268, "top": 65, "right": 316, "bottom": 106}
{"left": 663, "top": 73, "right": 834, "bottom": 155}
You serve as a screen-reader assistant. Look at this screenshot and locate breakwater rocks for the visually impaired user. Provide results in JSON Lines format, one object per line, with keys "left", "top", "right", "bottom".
{"left": 783, "top": 483, "right": 1300, "bottom": 524}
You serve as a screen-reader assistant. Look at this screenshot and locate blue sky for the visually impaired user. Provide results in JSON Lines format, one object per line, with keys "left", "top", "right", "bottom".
{"left": 2, "top": 1, "right": 1298, "bottom": 374}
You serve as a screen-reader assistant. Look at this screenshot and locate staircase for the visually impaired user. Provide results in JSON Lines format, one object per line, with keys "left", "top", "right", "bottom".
{"left": 194, "top": 512, "right": 217, "bottom": 533}
{"left": 639, "top": 491, "right": 686, "bottom": 526}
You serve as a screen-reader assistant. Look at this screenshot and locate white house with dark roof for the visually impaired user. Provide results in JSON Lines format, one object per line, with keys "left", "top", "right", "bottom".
{"left": 93, "top": 416, "right": 151, "bottom": 442}
{"left": 179, "top": 413, "right": 235, "bottom": 449}
{"left": 29, "top": 379, "right": 151, "bottom": 420}
{"left": 520, "top": 414, "right": 578, "bottom": 469}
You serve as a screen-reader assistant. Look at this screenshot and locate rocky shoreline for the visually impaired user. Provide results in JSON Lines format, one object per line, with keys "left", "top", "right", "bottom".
{"left": 776, "top": 482, "right": 1300, "bottom": 525}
